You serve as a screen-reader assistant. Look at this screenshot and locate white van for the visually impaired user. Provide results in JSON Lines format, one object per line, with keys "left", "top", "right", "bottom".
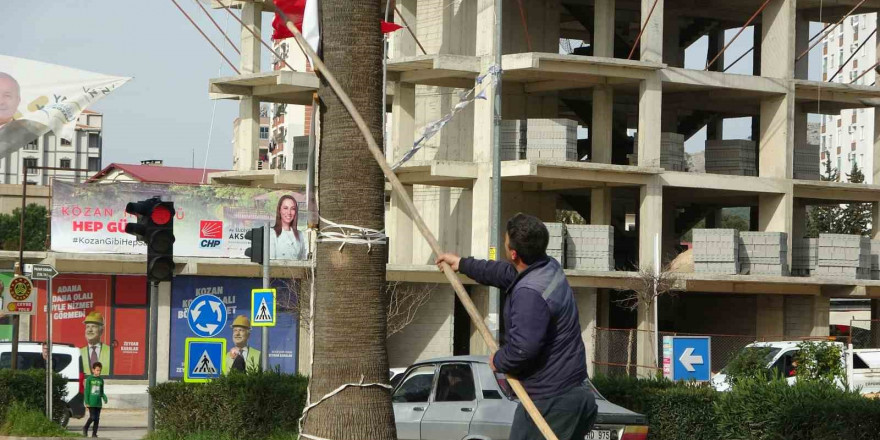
{"left": 0, "top": 342, "right": 86, "bottom": 426}
{"left": 711, "top": 340, "right": 880, "bottom": 396}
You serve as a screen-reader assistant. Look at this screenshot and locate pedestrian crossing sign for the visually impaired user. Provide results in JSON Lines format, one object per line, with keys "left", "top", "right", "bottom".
{"left": 251, "top": 288, "right": 277, "bottom": 327}
{"left": 184, "top": 338, "right": 226, "bottom": 383}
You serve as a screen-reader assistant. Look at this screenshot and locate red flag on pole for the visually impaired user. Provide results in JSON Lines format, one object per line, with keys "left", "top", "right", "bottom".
{"left": 272, "top": 0, "right": 402, "bottom": 43}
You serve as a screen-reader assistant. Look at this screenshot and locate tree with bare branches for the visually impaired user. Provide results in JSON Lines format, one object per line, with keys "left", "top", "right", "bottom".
{"left": 616, "top": 264, "right": 680, "bottom": 366}
{"left": 277, "top": 273, "right": 437, "bottom": 338}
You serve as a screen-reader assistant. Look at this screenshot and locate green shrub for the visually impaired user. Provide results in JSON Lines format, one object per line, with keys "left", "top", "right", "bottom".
{"left": 0, "top": 402, "right": 76, "bottom": 437}
{"left": 150, "top": 370, "right": 308, "bottom": 439}
{"left": 647, "top": 387, "right": 718, "bottom": 440}
{"left": 794, "top": 340, "right": 845, "bottom": 384}
{"left": 0, "top": 368, "right": 67, "bottom": 424}
{"left": 592, "top": 375, "right": 717, "bottom": 440}
{"left": 715, "top": 378, "right": 880, "bottom": 440}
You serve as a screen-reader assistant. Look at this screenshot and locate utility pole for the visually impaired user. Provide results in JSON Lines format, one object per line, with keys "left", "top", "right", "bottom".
{"left": 488, "top": 0, "right": 503, "bottom": 342}
{"left": 261, "top": 223, "right": 270, "bottom": 370}
{"left": 147, "top": 281, "right": 159, "bottom": 431}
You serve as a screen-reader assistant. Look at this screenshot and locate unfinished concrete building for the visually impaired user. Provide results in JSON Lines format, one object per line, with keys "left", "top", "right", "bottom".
{"left": 209, "top": 0, "right": 880, "bottom": 375}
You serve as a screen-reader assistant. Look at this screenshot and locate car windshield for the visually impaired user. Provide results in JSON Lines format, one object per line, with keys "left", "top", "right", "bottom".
{"left": 0, "top": 352, "right": 72, "bottom": 372}
{"left": 721, "top": 347, "right": 781, "bottom": 373}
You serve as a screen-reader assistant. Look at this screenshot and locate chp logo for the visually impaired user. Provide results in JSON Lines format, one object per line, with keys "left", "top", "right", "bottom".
{"left": 199, "top": 220, "right": 223, "bottom": 248}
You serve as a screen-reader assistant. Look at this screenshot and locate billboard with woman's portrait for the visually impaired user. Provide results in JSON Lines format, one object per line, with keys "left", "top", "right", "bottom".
{"left": 50, "top": 181, "right": 308, "bottom": 259}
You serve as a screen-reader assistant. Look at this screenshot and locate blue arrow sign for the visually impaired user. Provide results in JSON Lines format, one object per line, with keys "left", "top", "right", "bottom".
{"left": 184, "top": 338, "right": 225, "bottom": 383}
{"left": 670, "top": 336, "right": 711, "bottom": 382}
{"left": 251, "top": 289, "right": 276, "bottom": 327}
{"left": 187, "top": 294, "right": 227, "bottom": 337}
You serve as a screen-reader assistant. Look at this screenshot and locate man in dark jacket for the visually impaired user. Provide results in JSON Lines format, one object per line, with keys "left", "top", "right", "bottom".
{"left": 436, "top": 213, "right": 597, "bottom": 440}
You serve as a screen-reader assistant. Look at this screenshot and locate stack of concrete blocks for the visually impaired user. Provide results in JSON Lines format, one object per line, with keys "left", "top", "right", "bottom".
{"left": 500, "top": 119, "right": 526, "bottom": 161}
{"left": 629, "top": 132, "right": 687, "bottom": 170}
{"left": 564, "top": 225, "right": 614, "bottom": 271}
{"left": 693, "top": 229, "right": 739, "bottom": 274}
{"left": 793, "top": 143, "right": 820, "bottom": 180}
{"left": 705, "top": 140, "right": 757, "bottom": 176}
{"left": 545, "top": 223, "right": 566, "bottom": 266}
{"left": 815, "top": 234, "right": 871, "bottom": 279}
{"left": 871, "top": 240, "right": 880, "bottom": 280}
{"left": 524, "top": 119, "right": 579, "bottom": 161}
{"left": 792, "top": 238, "right": 818, "bottom": 276}
{"left": 738, "top": 232, "right": 789, "bottom": 276}
{"left": 291, "top": 135, "right": 309, "bottom": 171}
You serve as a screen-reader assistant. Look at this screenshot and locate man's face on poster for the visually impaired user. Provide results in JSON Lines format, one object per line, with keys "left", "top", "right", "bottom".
{"left": 85, "top": 323, "right": 104, "bottom": 345}
{"left": 0, "top": 74, "right": 20, "bottom": 125}
{"left": 232, "top": 326, "right": 250, "bottom": 348}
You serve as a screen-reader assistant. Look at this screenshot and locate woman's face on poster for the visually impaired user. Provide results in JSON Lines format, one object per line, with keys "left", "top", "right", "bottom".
{"left": 280, "top": 198, "right": 296, "bottom": 227}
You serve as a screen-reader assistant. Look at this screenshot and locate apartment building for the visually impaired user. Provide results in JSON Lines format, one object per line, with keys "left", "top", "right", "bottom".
{"left": 0, "top": 110, "right": 103, "bottom": 185}
{"left": 821, "top": 13, "right": 877, "bottom": 182}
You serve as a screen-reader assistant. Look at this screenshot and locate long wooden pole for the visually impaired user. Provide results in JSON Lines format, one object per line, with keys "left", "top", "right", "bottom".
{"left": 279, "top": 13, "right": 559, "bottom": 440}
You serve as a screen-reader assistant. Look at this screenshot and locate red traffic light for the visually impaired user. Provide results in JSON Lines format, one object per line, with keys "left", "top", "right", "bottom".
{"left": 151, "top": 204, "right": 173, "bottom": 225}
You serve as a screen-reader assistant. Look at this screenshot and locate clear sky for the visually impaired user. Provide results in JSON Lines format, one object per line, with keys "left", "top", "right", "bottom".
{"left": 1, "top": 0, "right": 275, "bottom": 170}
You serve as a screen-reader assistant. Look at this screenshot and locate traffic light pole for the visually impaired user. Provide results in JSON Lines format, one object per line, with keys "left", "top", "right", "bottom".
{"left": 46, "top": 276, "right": 53, "bottom": 420}
{"left": 261, "top": 224, "right": 270, "bottom": 371}
{"left": 147, "top": 280, "right": 159, "bottom": 431}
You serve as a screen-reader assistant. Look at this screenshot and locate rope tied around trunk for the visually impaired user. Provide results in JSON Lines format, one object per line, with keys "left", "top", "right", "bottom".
{"left": 298, "top": 375, "right": 393, "bottom": 440}
{"left": 317, "top": 217, "right": 387, "bottom": 252}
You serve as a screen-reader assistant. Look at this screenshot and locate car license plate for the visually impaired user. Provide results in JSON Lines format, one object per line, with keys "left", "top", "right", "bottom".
{"left": 587, "top": 430, "right": 612, "bottom": 440}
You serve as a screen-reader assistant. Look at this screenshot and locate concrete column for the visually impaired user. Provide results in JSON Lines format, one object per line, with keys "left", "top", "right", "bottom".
{"left": 759, "top": 191, "right": 793, "bottom": 267}
{"left": 793, "top": 199, "right": 807, "bottom": 240}
{"left": 157, "top": 281, "right": 171, "bottom": 383}
{"left": 593, "top": 0, "right": 615, "bottom": 58}
{"left": 639, "top": 0, "right": 664, "bottom": 63}
{"left": 663, "top": 11, "right": 682, "bottom": 67}
{"left": 591, "top": 188, "right": 612, "bottom": 225}
{"left": 469, "top": 286, "right": 490, "bottom": 355}
{"left": 391, "top": 0, "right": 418, "bottom": 58}
{"left": 871, "top": 299, "right": 880, "bottom": 348}
{"left": 794, "top": 12, "right": 810, "bottom": 80}
{"left": 388, "top": 82, "right": 416, "bottom": 264}
{"left": 637, "top": 180, "right": 662, "bottom": 376}
{"left": 388, "top": 185, "right": 415, "bottom": 264}
{"left": 756, "top": 295, "right": 784, "bottom": 338}
{"left": 761, "top": 0, "right": 795, "bottom": 79}
{"left": 638, "top": 74, "right": 662, "bottom": 167}
{"left": 575, "top": 288, "right": 598, "bottom": 377}
{"left": 470, "top": 0, "right": 499, "bottom": 259}
{"left": 707, "top": 29, "right": 723, "bottom": 72}
{"left": 784, "top": 295, "right": 830, "bottom": 337}
{"left": 874, "top": 104, "right": 880, "bottom": 184}
{"left": 592, "top": 86, "right": 614, "bottom": 164}
{"left": 234, "top": 2, "right": 262, "bottom": 171}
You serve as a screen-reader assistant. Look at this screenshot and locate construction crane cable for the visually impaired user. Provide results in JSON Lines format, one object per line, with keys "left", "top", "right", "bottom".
{"left": 169, "top": 0, "right": 240, "bottom": 74}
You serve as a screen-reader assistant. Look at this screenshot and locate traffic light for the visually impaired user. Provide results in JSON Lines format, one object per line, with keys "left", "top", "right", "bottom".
{"left": 125, "top": 197, "right": 176, "bottom": 282}
{"left": 244, "top": 227, "right": 264, "bottom": 264}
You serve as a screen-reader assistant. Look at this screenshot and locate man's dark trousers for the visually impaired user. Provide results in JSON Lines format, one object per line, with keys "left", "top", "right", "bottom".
{"left": 509, "top": 384, "right": 598, "bottom": 440}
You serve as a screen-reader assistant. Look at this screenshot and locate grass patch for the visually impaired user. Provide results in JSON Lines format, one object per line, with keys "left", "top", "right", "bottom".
{"left": 0, "top": 402, "right": 77, "bottom": 437}
{"left": 144, "top": 431, "right": 298, "bottom": 440}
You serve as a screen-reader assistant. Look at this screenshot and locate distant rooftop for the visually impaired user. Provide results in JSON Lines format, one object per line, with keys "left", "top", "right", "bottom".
{"left": 87, "top": 163, "right": 228, "bottom": 185}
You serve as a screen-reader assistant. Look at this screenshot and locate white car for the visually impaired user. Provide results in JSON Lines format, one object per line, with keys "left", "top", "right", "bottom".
{"left": 392, "top": 356, "right": 649, "bottom": 440}
{"left": 711, "top": 340, "right": 880, "bottom": 396}
{"left": 0, "top": 342, "right": 86, "bottom": 426}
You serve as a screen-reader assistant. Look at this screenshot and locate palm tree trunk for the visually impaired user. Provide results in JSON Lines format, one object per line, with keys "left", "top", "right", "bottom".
{"left": 303, "top": 1, "right": 396, "bottom": 439}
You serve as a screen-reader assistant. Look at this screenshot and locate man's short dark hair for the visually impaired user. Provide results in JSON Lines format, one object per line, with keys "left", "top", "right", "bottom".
{"left": 506, "top": 213, "right": 549, "bottom": 265}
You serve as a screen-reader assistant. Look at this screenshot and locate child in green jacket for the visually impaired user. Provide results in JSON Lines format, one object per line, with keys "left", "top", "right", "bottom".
{"left": 83, "top": 362, "right": 108, "bottom": 437}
